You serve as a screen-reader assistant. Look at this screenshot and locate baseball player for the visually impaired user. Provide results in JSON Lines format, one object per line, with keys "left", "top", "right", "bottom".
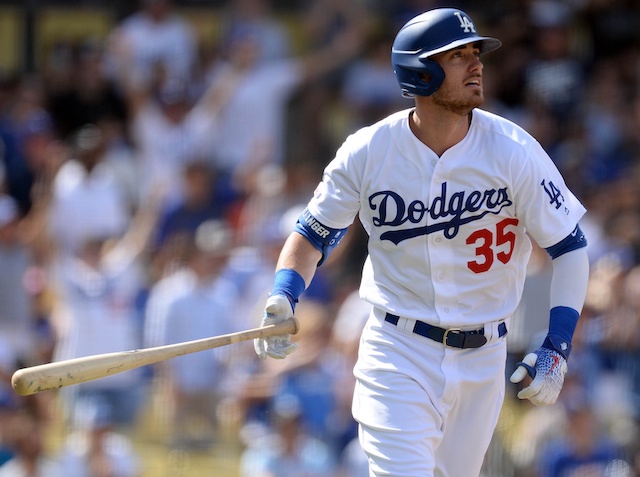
{"left": 254, "top": 7, "right": 590, "bottom": 477}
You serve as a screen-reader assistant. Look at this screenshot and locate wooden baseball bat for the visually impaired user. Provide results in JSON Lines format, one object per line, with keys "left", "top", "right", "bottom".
{"left": 11, "top": 317, "right": 299, "bottom": 396}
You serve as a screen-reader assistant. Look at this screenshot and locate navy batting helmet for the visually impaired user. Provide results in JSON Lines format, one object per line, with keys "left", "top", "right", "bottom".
{"left": 392, "top": 8, "right": 501, "bottom": 97}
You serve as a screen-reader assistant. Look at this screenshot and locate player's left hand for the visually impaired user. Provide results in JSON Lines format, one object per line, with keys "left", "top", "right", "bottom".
{"left": 510, "top": 347, "right": 568, "bottom": 406}
{"left": 254, "top": 294, "right": 299, "bottom": 360}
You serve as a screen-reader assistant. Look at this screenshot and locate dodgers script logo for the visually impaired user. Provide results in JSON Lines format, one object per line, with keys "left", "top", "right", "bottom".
{"left": 369, "top": 182, "right": 512, "bottom": 244}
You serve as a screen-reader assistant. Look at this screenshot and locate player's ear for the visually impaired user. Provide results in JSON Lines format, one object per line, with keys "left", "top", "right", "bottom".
{"left": 419, "top": 72, "right": 433, "bottom": 82}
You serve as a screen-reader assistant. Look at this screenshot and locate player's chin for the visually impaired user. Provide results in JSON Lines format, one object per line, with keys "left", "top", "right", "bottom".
{"left": 457, "top": 96, "right": 484, "bottom": 115}
{"left": 433, "top": 90, "right": 483, "bottom": 115}
{"left": 467, "top": 87, "right": 484, "bottom": 102}
{"left": 465, "top": 93, "right": 484, "bottom": 111}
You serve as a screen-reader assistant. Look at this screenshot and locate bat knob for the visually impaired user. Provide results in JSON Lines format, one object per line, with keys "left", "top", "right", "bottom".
{"left": 11, "top": 369, "right": 33, "bottom": 396}
{"left": 288, "top": 317, "right": 300, "bottom": 335}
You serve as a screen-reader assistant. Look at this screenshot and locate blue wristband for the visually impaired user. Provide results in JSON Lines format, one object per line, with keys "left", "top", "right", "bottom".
{"left": 542, "top": 306, "right": 579, "bottom": 359}
{"left": 272, "top": 268, "right": 306, "bottom": 310}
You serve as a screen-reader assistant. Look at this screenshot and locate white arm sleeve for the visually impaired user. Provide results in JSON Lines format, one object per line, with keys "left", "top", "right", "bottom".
{"left": 549, "top": 247, "right": 590, "bottom": 313}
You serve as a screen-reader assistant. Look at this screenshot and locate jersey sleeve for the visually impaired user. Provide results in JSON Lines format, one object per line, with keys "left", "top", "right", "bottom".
{"left": 513, "top": 139, "right": 586, "bottom": 248}
{"left": 305, "top": 131, "right": 367, "bottom": 230}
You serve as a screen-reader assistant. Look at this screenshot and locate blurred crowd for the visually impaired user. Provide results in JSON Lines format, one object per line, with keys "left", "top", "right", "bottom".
{"left": 1, "top": 0, "right": 640, "bottom": 475}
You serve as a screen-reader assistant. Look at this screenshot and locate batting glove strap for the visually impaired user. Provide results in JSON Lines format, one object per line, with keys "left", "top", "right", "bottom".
{"left": 542, "top": 334, "right": 572, "bottom": 360}
{"left": 254, "top": 294, "right": 299, "bottom": 360}
{"left": 510, "top": 347, "right": 568, "bottom": 406}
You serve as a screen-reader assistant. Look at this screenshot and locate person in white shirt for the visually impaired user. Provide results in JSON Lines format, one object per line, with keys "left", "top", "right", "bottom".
{"left": 103, "top": 0, "right": 197, "bottom": 93}
{"left": 48, "top": 124, "right": 132, "bottom": 257}
{"left": 44, "top": 158, "right": 162, "bottom": 430}
{"left": 252, "top": 9, "right": 589, "bottom": 477}
{"left": 159, "top": 219, "right": 240, "bottom": 449}
{"left": 204, "top": 20, "right": 364, "bottom": 197}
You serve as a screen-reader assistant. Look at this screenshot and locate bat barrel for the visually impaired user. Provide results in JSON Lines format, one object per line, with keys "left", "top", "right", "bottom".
{"left": 11, "top": 350, "right": 147, "bottom": 396}
{"left": 12, "top": 365, "right": 60, "bottom": 396}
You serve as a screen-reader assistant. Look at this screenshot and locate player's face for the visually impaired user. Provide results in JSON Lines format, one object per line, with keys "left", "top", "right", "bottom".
{"left": 430, "top": 42, "right": 484, "bottom": 115}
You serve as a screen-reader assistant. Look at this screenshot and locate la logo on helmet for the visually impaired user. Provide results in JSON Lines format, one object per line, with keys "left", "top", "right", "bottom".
{"left": 454, "top": 12, "right": 476, "bottom": 33}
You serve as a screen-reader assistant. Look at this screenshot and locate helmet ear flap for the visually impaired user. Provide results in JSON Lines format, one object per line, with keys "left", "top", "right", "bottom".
{"left": 396, "top": 58, "right": 445, "bottom": 98}
{"left": 416, "top": 58, "right": 445, "bottom": 97}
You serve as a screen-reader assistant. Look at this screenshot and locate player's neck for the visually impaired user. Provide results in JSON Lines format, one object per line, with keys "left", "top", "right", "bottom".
{"left": 410, "top": 106, "right": 472, "bottom": 157}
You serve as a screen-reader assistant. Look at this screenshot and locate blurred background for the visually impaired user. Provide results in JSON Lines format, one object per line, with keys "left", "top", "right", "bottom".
{"left": 1, "top": 0, "right": 640, "bottom": 476}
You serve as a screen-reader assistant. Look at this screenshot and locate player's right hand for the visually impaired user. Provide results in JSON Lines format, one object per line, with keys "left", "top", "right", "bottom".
{"left": 510, "top": 347, "right": 568, "bottom": 406}
{"left": 254, "top": 294, "right": 299, "bottom": 360}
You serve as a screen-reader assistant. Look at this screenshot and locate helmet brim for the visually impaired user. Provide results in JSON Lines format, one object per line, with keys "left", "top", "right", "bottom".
{"left": 417, "top": 36, "right": 502, "bottom": 59}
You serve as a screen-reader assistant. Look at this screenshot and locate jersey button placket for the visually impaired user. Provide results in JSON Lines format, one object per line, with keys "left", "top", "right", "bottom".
{"left": 429, "top": 163, "right": 453, "bottom": 324}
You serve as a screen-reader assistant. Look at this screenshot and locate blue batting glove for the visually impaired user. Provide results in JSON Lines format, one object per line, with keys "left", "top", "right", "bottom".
{"left": 510, "top": 346, "right": 568, "bottom": 406}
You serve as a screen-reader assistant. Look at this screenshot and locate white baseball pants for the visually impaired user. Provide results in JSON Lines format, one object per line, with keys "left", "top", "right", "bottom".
{"left": 352, "top": 307, "right": 508, "bottom": 477}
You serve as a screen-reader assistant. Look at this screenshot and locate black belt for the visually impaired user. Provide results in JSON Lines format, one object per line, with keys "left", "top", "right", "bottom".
{"left": 384, "top": 313, "right": 507, "bottom": 349}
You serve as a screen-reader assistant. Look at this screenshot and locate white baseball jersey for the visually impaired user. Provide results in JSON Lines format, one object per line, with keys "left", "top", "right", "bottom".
{"left": 307, "top": 107, "right": 586, "bottom": 328}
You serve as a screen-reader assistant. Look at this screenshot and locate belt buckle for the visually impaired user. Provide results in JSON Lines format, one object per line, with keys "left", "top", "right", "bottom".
{"left": 443, "top": 328, "right": 462, "bottom": 347}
